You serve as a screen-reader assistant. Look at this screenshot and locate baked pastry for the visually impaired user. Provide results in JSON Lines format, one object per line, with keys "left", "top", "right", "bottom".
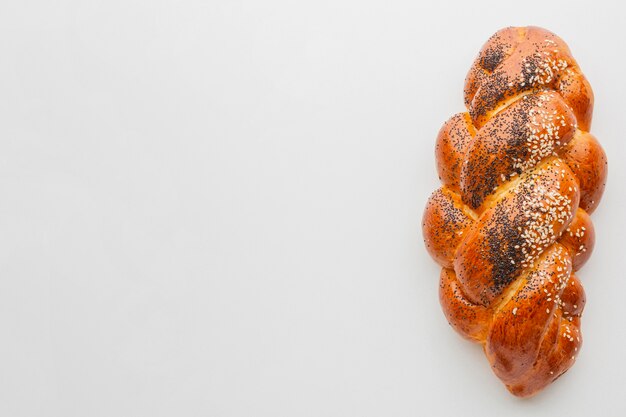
{"left": 422, "top": 26, "right": 607, "bottom": 397}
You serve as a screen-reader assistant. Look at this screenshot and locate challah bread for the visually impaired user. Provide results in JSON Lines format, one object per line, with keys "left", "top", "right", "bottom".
{"left": 423, "top": 27, "right": 607, "bottom": 397}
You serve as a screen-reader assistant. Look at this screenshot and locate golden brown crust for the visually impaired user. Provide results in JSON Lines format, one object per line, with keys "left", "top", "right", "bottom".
{"left": 435, "top": 113, "right": 476, "bottom": 192}
{"left": 423, "top": 26, "right": 605, "bottom": 397}
{"left": 460, "top": 91, "right": 577, "bottom": 210}
{"left": 558, "top": 68, "right": 594, "bottom": 131}
{"left": 464, "top": 27, "right": 520, "bottom": 111}
{"left": 464, "top": 27, "right": 586, "bottom": 129}
{"left": 485, "top": 244, "right": 575, "bottom": 383}
{"left": 558, "top": 208, "right": 595, "bottom": 270}
{"left": 454, "top": 159, "right": 579, "bottom": 306}
{"left": 560, "top": 131, "right": 607, "bottom": 213}
{"left": 422, "top": 187, "right": 475, "bottom": 269}
{"left": 499, "top": 271, "right": 585, "bottom": 397}
{"left": 439, "top": 268, "right": 491, "bottom": 342}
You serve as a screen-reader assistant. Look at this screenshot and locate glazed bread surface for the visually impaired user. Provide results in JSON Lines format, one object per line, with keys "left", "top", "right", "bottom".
{"left": 423, "top": 26, "right": 607, "bottom": 397}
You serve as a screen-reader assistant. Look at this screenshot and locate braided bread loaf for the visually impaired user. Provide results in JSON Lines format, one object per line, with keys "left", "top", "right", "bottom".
{"left": 422, "top": 27, "right": 607, "bottom": 397}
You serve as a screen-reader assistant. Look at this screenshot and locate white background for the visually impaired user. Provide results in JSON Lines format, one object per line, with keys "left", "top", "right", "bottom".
{"left": 1, "top": 0, "right": 624, "bottom": 416}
